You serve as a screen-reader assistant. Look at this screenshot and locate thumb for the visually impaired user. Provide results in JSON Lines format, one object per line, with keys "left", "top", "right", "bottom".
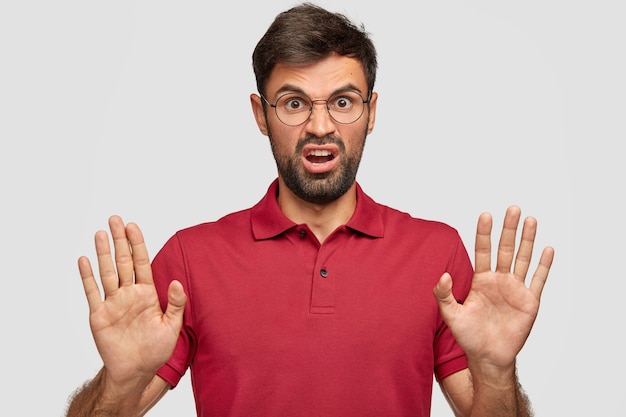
{"left": 164, "top": 280, "right": 187, "bottom": 327}
{"left": 433, "top": 273, "right": 460, "bottom": 320}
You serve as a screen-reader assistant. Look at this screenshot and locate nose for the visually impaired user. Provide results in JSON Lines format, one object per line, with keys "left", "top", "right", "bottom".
{"left": 305, "top": 100, "right": 336, "bottom": 137}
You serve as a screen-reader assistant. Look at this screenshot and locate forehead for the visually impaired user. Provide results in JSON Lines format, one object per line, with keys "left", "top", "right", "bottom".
{"left": 265, "top": 54, "right": 368, "bottom": 99}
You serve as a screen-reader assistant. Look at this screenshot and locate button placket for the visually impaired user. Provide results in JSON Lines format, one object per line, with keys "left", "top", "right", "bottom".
{"left": 310, "top": 247, "right": 337, "bottom": 315}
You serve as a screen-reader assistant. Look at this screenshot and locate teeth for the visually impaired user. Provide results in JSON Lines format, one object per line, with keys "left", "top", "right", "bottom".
{"left": 307, "top": 149, "right": 332, "bottom": 156}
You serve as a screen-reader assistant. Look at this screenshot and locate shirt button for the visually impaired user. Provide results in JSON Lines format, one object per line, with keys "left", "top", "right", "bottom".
{"left": 320, "top": 269, "right": 328, "bottom": 278}
{"left": 299, "top": 230, "right": 306, "bottom": 238}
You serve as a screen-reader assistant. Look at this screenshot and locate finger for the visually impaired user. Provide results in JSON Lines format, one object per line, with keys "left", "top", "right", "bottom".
{"left": 125, "top": 221, "right": 154, "bottom": 286}
{"left": 495, "top": 206, "right": 521, "bottom": 274}
{"left": 163, "top": 280, "right": 187, "bottom": 333}
{"left": 94, "top": 229, "right": 119, "bottom": 297}
{"left": 78, "top": 256, "right": 103, "bottom": 312}
{"left": 529, "top": 246, "right": 555, "bottom": 297}
{"left": 109, "top": 215, "right": 134, "bottom": 287}
{"left": 433, "top": 273, "right": 461, "bottom": 323}
{"left": 512, "top": 216, "right": 537, "bottom": 281}
{"left": 474, "top": 212, "right": 493, "bottom": 274}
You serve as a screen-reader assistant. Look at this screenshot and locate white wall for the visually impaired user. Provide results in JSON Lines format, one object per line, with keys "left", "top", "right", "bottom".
{"left": 1, "top": 1, "right": 622, "bottom": 415}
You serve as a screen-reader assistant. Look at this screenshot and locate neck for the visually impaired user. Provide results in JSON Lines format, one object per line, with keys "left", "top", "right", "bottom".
{"left": 276, "top": 178, "right": 357, "bottom": 243}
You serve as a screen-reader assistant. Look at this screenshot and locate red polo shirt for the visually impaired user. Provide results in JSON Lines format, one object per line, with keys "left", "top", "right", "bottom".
{"left": 152, "top": 179, "right": 473, "bottom": 417}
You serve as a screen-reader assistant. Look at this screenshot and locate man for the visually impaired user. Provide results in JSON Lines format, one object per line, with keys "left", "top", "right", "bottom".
{"left": 66, "top": 3, "right": 554, "bottom": 416}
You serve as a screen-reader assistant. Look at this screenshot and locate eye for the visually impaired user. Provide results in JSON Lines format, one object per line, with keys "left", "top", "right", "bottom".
{"left": 329, "top": 95, "right": 355, "bottom": 112}
{"left": 280, "top": 95, "right": 310, "bottom": 113}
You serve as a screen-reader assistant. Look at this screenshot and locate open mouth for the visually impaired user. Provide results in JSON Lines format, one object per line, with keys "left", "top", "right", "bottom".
{"left": 301, "top": 144, "right": 340, "bottom": 174}
{"left": 306, "top": 149, "right": 335, "bottom": 164}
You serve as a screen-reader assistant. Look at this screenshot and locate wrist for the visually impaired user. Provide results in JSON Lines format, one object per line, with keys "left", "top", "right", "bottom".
{"left": 66, "top": 368, "right": 153, "bottom": 417}
{"left": 467, "top": 360, "right": 518, "bottom": 390}
{"left": 99, "top": 368, "right": 154, "bottom": 412}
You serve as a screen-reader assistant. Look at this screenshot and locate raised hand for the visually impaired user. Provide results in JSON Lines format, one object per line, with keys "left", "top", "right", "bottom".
{"left": 78, "top": 215, "right": 186, "bottom": 386}
{"left": 434, "top": 206, "right": 554, "bottom": 370}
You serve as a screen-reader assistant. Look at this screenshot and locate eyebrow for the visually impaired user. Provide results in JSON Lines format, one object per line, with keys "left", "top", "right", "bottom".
{"left": 273, "top": 83, "right": 365, "bottom": 99}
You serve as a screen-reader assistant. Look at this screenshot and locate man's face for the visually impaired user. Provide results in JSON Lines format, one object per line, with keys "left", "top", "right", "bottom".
{"left": 252, "top": 54, "right": 377, "bottom": 205}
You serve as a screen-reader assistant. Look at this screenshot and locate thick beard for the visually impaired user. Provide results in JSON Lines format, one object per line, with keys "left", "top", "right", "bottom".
{"left": 269, "top": 131, "right": 367, "bottom": 205}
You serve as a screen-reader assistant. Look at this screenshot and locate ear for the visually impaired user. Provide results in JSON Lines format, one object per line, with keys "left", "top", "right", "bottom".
{"left": 250, "top": 94, "right": 269, "bottom": 136}
{"left": 366, "top": 91, "right": 378, "bottom": 135}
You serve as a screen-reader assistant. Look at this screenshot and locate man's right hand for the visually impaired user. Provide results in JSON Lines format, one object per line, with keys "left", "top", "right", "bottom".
{"left": 78, "top": 215, "right": 186, "bottom": 388}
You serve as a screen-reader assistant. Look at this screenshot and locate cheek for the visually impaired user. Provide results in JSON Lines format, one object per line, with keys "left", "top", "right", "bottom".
{"left": 269, "top": 123, "right": 302, "bottom": 146}
{"left": 340, "top": 125, "right": 368, "bottom": 152}
{"left": 268, "top": 125, "right": 302, "bottom": 156}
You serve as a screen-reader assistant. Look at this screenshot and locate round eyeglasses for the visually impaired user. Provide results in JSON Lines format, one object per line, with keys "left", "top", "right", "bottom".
{"left": 261, "top": 90, "right": 371, "bottom": 126}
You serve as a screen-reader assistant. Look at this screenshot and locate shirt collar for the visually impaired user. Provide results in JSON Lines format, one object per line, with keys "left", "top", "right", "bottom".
{"left": 250, "top": 179, "right": 384, "bottom": 240}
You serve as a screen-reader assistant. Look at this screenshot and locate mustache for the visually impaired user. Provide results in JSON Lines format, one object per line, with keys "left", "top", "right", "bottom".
{"left": 295, "top": 135, "right": 346, "bottom": 153}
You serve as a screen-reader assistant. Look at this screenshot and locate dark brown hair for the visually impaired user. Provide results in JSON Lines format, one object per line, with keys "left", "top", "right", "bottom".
{"left": 252, "top": 3, "right": 377, "bottom": 96}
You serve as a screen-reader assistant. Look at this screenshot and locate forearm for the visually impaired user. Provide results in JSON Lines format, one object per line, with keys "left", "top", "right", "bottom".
{"left": 66, "top": 368, "right": 152, "bottom": 417}
{"left": 469, "top": 365, "right": 533, "bottom": 417}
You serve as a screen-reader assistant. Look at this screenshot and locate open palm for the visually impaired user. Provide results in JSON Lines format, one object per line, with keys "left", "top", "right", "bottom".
{"left": 435, "top": 206, "right": 554, "bottom": 369}
{"left": 78, "top": 216, "right": 186, "bottom": 384}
